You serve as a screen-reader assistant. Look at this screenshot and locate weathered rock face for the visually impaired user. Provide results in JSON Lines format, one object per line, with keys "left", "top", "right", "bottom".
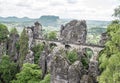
{"left": 24, "top": 50, "right": 34, "bottom": 64}
{"left": 99, "top": 32, "right": 108, "bottom": 46}
{"left": 51, "top": 54, "right": 69, "bottom": 83}
{"left": 88, "top": 61, "right": 98, "bottom": 83}
{"left": 68, "top": 61, "right": 83, "bottom": 83}
{"left": 48, "top": 48, "right": 99, "bottom": 83}
{"left": 33, "top": 22, "right": 42, "bottom": 39}
{"left": 7, "top": 33, "right": 19, "bottom": 62}
{"left": 39, "top": 51, "right": 47, "bottom": 78}
{"left": 0, "top": 42, "right": 7, "bottom": 58}
{"left": 25, "top": 28, "right": 33, "bottom": 49}
{"left": 26, "top": 21, "right": 43, "bottom": 40}
{"left": 60, "top": 20, "right": 87, "bottom": 44}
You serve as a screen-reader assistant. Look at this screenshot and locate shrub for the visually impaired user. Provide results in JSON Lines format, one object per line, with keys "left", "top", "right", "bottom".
{"left": 66, "top": 50, "right": 78, "bottom": 64}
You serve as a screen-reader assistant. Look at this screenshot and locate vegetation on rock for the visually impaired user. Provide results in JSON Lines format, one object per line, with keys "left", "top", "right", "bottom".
{"left": 32, "top": 43, "right": 45, "bottom": 64}
{"left": 47, "top": 31, "right": 57, "bottom": 40}
{"left": 66, "top": 50, "right": 78, "bottom": 64}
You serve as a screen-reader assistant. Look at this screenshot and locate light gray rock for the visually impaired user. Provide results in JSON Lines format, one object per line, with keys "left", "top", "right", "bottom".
{"left": 7, "top": 33, "right": 19, "bottom": 62}
{"left": 60, "top": 20, "right": 87, "bottom": 44}
{"left": 24, "top": 50, "right": 34, "bottom": 64}
{"left": 99, "top": 32, "right": 108, "bottom": 46}
{"left": 33, "top": 21, "right": 43, "bottom": 39}
{"left": 68, "top": 61, "right": 83, "bottom": 83}
{"left": 0, "top": 42, "right": 7, "bottom": 58}
{"left": 50, "top": 54, "right": 69, "bottom": 83}
{"left": 88, "top": 61, "right": 98, "bottom": 83}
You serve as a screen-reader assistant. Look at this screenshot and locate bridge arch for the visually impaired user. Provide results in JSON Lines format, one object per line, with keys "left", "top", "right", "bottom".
{"left": 82, "top": 48, "right": 94, "bottom": 60}
{"left": 49, "top": 42, "right": 57, "bottom": 48}
{"left": 65, "top": 44, "right": 71, "bottom": 49}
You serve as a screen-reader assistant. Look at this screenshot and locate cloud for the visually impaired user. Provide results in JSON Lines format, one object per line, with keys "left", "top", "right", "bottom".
{"left": 0, "top": 0, "right": 119, "bottom": 20}
{"left": 67, "top": 0, "right": 78, "bottom": 4}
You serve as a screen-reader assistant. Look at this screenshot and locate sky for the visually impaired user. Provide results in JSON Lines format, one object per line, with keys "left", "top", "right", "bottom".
{"left": 0, "top": 0, "right": 120, "bottom": 21}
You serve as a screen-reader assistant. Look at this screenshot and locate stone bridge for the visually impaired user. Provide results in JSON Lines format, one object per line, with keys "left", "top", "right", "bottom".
{"left": 35, "top": 38, "right": 104, "bottom": 61}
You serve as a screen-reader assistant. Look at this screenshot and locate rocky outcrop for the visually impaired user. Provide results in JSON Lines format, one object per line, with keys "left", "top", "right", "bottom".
{"left": 7, "top": 32, "right": 19, "bottom": 62}
{"left": 88, "top": 61, "right": 98, "bottom": 83}
{"left": 60, "top": 20, "right": 87, "bottom": 44}
{"left": 25, "top": 27, "right": 33, "bottom": 49}
{"left": 48, "top": 48, "right": 99, "bottom": 83}
{"left": 39, "top": 51, "right": 47, "bottom": 78}
{"left": 26, "top": 21, "right": 43, "bottom": 40}
{"left": 68, "top": 61, "right": 83, "bottom": 83}
{"left": 0, "top": 42, "right": 7, "bottom": 58}
{"left": 24, "top": 50, "right": 34, "bottom": 64}
{"left": 33, "top": 22, "right": 42, "bottom": 39}
{"left": 99, "top": 32, "right": 108, "bottom": 46}
{"left": 50, "top": 54, "right": 69, "bottom": 83}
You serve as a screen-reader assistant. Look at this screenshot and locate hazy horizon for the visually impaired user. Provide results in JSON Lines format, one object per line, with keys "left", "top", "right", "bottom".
{"left": 0, "top": 0, "right": 120, "bottom": 21}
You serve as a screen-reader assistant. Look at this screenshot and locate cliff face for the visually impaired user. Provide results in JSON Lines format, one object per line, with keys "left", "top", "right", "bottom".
{"left": 7, "top": 32, "right": 19, "bottom": 62}
{"left": 38, "top": 47, "right": 98, "bottom": 83}
{"left": 60, "top": 20, "right": 87, "bottom": 44}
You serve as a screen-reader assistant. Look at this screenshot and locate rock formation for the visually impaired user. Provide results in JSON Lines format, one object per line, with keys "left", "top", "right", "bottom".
{"left": 33, "top": 22, "right": 42, "bottom": 39}
{"left": 99, "top": 32, "right": 108, "bottom": 46}
{"left": 68, "top": 61, "right": 83, "bottom": 83}
{"left": 60, "top": 20, "right": 87, "bottom": 44}
{"left": 7, "top": 31, "right": 19, "bottom": 62}
{"left": 24, "top": 50, "right": 34, "bottom": 64}
{"left": 0, "top": 42, "right": 7, "bottom": 58}
{"left": 38, "top": 46, "right": 99, "bottom": 83}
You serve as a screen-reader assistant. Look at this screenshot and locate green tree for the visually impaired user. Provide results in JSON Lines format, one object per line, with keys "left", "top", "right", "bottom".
{"left": 113, "top": 5, "right": 120, "bottom": 19}
{"left": 98, "top": 22, "right": 120, "bottom": 83}
{"left": 0, "top": 55, "right": 18, "bottom": 83}
{"left": 0, "top": 24, "right": 9, "bottom": 42}
{"left": 40, "top": 74, "right": 50, "bottom": 83}
{"left": 10, "top": 28, "right": 18, "bottom": 35}
{"left": 47, "top": 31, "right": 57, "bottom": 40}
{"left": 32, "top": 43, "right": 44, "bottom": 64}
{"left": 12, "top": 63, "right": 42, "bottom": 83}
{"left": 19, "top": 28, "right": 29, "bottom": 67}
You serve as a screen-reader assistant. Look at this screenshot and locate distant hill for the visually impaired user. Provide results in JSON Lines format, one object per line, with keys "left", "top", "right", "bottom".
{"left": 0, "top": 15, "right": 111, "bottom": 29}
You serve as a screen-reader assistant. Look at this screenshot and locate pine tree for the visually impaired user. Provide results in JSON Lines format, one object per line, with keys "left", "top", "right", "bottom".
{"left": 19, "top": 28, "right": 29, "bottom": 67}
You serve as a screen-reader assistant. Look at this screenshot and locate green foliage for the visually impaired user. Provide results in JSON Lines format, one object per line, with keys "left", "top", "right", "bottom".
{"left": 98, "top": 22, "right": 120, "bottom": 83}
{"left": 0, "top": 55, "right": 18, "bottom": 83}
{"left": 66, "top": 50, "right": 78, "bottom": 64}
{"left": 47, "top": 31, "right": 57, "bottom": 40}
{"left": 113, "top": 5, "right": 120, "bottom": 19}
{"left": 81, "top": 57, "right": 89, "bottom": 68}
{"left": 40, "top": 74, "right": 50, "bottom": 83}
{"left": 12, "top": 63, "right": 42, "bottom": 83}
{"left": 0, "top": 24, "right": 9, "bottom": 42}
{"left": 32, "top": 43, "right": 44, "bottom": 64}
{"left": 19, "top": 28, "right": 29, "bottom": 67}
{"left": 10, "top": 28, "right": 18, "bottom": 35}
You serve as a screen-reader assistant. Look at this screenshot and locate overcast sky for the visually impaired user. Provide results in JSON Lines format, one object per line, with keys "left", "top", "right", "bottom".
{"left": 0, "top": 0, "right": 119, "bottom": 20}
